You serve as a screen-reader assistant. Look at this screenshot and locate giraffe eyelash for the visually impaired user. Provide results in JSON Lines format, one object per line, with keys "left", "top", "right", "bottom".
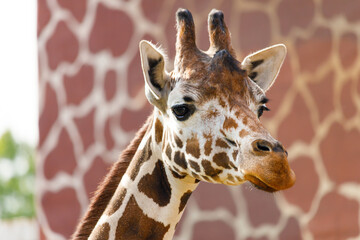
{"left": 259, "top": 97, "right": 269, "bottom": 104}
{"left": 258, "top": 106, "right": 270, "bottom": 118}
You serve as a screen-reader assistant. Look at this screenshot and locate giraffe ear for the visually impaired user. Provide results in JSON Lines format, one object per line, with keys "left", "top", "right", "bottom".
{"left": 241, "top": 44, "right": 286, "bottom": 92}
{"left": 139, "top": 40, "right": 170, "bottom": 110}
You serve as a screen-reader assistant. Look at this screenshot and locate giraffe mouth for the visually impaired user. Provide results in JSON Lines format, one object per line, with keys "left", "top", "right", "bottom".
{"left": 245, "top": 175, "right": 277, "bottom": 193}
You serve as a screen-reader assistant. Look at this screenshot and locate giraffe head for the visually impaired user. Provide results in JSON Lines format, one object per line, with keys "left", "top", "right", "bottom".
{"left": 139, "top": 9, "right": 295, "bottom": 192}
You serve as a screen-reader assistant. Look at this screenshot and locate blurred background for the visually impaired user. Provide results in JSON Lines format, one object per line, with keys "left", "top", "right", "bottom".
{"left": 1, "top": 0, "right": 360, "bottom": 239}
{"left": 0, "top": 0, "right": 38, "bottom": 239}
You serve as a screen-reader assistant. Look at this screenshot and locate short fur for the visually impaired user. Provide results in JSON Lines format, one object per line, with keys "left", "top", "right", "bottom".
{"left": 71, "top": 114, "right": 154, "bottom": 240}
{"left": 72, "top": 8, "right": 294, "bottom": 240}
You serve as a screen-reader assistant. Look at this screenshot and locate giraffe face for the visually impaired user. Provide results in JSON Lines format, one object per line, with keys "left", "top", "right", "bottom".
{"left": 139, "top": 9, "right": 295, "bottom": 192}
{"left": 161, "top": 55, "right": 293, "bottom": 191}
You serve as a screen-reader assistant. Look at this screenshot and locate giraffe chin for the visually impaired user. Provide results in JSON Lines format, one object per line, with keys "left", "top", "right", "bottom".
{"left": 244, "top": 175, "right": 277, "bottom": 193}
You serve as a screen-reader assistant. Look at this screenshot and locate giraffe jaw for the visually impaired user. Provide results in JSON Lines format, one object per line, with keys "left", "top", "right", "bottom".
{"left": 244, "top": 175, "right": 277, "bottom": 193}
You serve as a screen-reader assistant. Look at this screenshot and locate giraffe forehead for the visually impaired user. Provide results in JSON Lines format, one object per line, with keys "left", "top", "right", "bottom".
{"left": 171, "top": 58, "right": 252, "bottom": 101}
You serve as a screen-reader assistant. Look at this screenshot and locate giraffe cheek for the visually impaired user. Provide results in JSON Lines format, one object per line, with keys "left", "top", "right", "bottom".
{"left": 173, "top": 134, "right": 183, "bottom": 148}
{"left": 185, "top": 135, "right": 200, "bottom": 158}
{"left": 213, "top": 153, "right": 232, "bottom": 169}
{"left": 213, "top": 152, "right": 238, "bottom": 170}
{"left": 203, "top": 135, "right": 213, "bottom": 156}
{"left": 174, "top": 151, "right": 188, "bottom": 170}
{"left": 154, "top": 118, "right": 164, "bottom": 144}
{"left": 165, "top": 144, "right": 172, "bottom": 160}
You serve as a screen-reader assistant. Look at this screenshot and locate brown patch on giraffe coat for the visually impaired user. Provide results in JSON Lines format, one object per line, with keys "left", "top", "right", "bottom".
{"left": 223, "top": 117, "right": 238, "bottom": 130}
{"left": 232, "top": 150, "right": 239, "bottom": 161}
{"left": 213, "top": 153, "right": 231, "bottom": 169}
{"left": 215, "top": 138, "right": 230, "bottom": 149}
{"left": 138, "top": 160, "right": 172, "bottom": 207}
{"left": 227, "top": 174, "right": 235, "bottom": 182}
{"left": 211, "top": 174, "right": 220, "bottom": 182}
{"left": 115, "top": 195, "right": 170, "bottom": 239}
{"left": 202, "top": 175, "right": 210, "bottom": 181}
{"left": 174, "top": 151, "right": 188, "bottom": 170}
{"left": 206, "top": 108, "right": 219, "bottom": 119}
{"left": 236, "top": 176, "right": 242, "bottom": 182}
{"left": 249, "top": 125, "right": 257, "bottom": 132}
{"left": 128, "top": 138, "right": 153, "bottom": 181}
{"left": 219, "top": 98, "right": 227, "bottom": 108}
{"left": 203, "top": 134, "right": 213, "bottom": 156}
{"left": 165, "top": 144, "right": 172, "bottom": 160}
{"left": 185, "top": 135, "right": 200, "bottom": 158}
{"left": 242, "top": 116, "right": 248, "bottom": 125}
{"left": 189, "top": 160, "right": 200, "bottom": 172}
{"left": 179, "top": 191, "right": 192, "bottom": 213}
{"left": 191, "top": 172, "right": 200, "bottom": 179}
{"left": 154, "top": 118, "right": 163, "bottom": 144}
{"left": 171, "top": 170, "right": 186, "bottom": 179}
{"left": 201, "top": 160, "right": 222, "bottom": 177}
{"left": 105, "top": 188, "right": 127, "bottom": 216}
{"left": 239, "top": 129, "right": 249, "bottom": 138}
{"left": 89, "top": 222, "right": 110, "bottom": 240}
{"left": 174, "top": 134, "right": 183, "bottom": 148}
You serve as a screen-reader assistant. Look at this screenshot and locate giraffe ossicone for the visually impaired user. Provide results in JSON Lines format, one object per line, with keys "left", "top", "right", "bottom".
{"left": 73, "top": 8, "right": 295, "bottom": 240}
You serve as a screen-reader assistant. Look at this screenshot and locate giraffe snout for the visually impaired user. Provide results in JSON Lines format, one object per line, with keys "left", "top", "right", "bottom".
{"left": 242, "top": 139, "right": 295, "bottom": 192}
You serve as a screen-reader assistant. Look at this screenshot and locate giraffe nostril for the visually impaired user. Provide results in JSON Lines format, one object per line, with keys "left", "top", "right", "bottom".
{"left": 252, "top": 140, "right": 273, "bottom": 153}
{"left": 256, "top": 141, "right": 271, "bottom": 152}
{"left": 252, "top": 140, "right": 287, "bottom": 155}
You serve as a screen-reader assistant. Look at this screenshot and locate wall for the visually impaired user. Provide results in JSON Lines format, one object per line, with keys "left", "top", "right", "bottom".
{"left": 37, "top": 0, "right": 360, "bottom": 239}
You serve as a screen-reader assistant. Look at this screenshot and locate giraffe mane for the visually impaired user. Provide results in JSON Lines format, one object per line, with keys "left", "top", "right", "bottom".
{"left": 71, "top": 113, "right": 154, "bottom": 240}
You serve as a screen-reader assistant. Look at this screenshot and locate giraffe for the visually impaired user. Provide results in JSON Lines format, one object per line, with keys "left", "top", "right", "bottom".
{"left": 72, "top": 8, "right": 295, "bottom": 240}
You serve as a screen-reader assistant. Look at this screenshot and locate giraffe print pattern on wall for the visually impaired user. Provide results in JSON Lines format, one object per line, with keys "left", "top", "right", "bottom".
{"left": 38, "top": 0, "right": 360, "bottom": 239}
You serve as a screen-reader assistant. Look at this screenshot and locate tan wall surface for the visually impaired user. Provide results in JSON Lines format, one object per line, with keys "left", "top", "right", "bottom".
{"left": 37, "top": 0, "right": 360, "bottom": 239}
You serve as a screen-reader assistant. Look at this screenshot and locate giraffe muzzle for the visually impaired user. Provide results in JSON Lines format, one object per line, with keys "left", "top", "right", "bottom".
{"left": 242, "top": 139, "right": 296, "bottom": 192}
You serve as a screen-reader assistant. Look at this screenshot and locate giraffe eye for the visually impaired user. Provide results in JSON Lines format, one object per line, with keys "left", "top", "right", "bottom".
{"left": 258, "top": 106, "right": 270, "bottom": 118}
{"left": 172, "top": 104, "right": 195, "bottom": 121}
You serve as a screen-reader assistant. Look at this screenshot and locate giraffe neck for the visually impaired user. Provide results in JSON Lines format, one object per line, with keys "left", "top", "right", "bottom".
{"left": 89, "top": 111, "right": 199, "bottom": 240}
